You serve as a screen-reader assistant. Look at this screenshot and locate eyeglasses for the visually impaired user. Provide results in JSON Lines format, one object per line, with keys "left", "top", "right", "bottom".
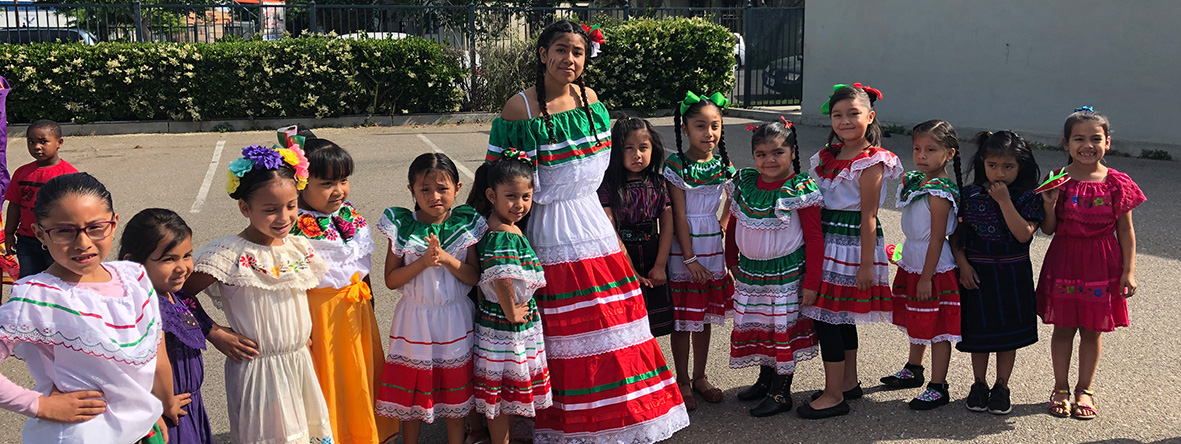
{"left": 38, "top": 220, "right": 116, "bottom": 245}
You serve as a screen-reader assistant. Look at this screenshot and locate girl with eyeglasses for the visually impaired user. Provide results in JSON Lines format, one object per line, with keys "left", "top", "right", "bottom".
{"left": 0, "top": 172, "right": 177, "bottom": 444}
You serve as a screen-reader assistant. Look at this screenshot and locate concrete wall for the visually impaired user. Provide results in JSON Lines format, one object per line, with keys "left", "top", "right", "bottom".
{"left": 802, "top": 0, "right": 1181, "bottom": 149}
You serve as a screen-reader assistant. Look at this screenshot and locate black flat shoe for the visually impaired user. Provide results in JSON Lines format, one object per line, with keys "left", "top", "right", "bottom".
{"left": 796, "top": 399, "right": 851, "bottom": 419}
{"left": 810, "top": 382, "right": 863, "bottom": 401}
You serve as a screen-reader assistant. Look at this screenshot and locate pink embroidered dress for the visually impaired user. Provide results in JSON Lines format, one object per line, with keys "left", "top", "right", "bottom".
{"left": 1036, "top": 169, "right": 1145, "bottom": 332}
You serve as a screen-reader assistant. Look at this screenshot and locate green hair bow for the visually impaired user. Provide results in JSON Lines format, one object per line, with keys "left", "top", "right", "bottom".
{"left": 680, "top": 91, "right": 729, "bottom": 114}
{"left": 819, "top": 84, "right": 850, "bottom": 115}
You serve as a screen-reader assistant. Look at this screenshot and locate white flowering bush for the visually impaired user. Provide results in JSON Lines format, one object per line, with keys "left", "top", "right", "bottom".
{"left": 587, "top": 17, "right": 735, "bottom": 112}
{"left": 0, "top": 36, "right": 463, "bottom": 123}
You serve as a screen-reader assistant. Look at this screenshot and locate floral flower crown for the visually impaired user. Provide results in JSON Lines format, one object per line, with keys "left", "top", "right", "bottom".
{"left": 225, "top": 126, "right": 310, "bottom": 196}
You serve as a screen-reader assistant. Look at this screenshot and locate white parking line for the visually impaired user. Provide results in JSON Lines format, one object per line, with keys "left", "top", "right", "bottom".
{"left": 190, "top": 140, "right": 226, "bottom": 214}
{"left": 417, "top": 134, "right": 475, "bottom": 180}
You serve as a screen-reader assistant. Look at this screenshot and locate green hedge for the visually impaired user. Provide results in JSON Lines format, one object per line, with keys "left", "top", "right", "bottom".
{"left": 0, "top": 37, "right": 464, "bottom": 123}
{"left": 472, "top": 17, "right": 735, "bottom": 113}
{"left": 590, "top": 17, "right": 735, "bottom": 112}
{"left": 0, "top": 17, "right": 733, "bottom": 123}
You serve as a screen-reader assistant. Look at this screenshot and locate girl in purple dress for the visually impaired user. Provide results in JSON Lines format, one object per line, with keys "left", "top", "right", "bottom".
{"left": 120, "top": 208, "right": 214, "bottom": 444}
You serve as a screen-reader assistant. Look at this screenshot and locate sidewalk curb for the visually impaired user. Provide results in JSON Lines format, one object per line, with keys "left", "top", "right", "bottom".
{"left": 4, "top": 113, "right": 501, "bottom": 138}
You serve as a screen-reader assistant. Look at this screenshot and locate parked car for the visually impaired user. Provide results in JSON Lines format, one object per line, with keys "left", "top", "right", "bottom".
{"left": 733, "top": 32, "right": 745, "bottom": 68}
{"left": 763, "top": 55, "right": 802, "bottom": 100}
{"left": 0, "top": 28, "right": 97, "bottom": 45}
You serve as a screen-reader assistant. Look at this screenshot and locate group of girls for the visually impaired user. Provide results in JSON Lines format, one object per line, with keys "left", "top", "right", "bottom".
{"left": 0, "top": 19, "right": 1145, "bottom": 444}
{"left": 596, "top": 81, "right": 1143, "bottom": 423}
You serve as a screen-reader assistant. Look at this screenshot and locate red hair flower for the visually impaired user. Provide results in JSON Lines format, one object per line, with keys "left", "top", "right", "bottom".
{"left": 582, "top": 24, "right": 605, "bottom": 58}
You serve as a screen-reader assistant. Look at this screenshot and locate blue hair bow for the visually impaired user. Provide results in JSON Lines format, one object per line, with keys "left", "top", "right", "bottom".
{"left": 1074, "top": 106, "right": 1094, "bottom": 113}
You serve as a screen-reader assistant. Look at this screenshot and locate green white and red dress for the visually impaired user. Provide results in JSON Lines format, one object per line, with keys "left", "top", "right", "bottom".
{"left": 890, "top": 171, "right": 962, "bottom": 344}
{"left": 487, "top": 97, "right": 688, "bottom": 443}
{"left": 662, "top": 154, "right": 736, "bottom": 332}
{"left": 474, "top": 231, "right": 551, "bottom": 419}
{"left": 725, "top": 169, "right": 822, "bottom": 374}
{"left": 375, "top": 205, "right": 486, "bottom": 423}
{"left": 805, "top": 146, "right": 903, "bottom": 325}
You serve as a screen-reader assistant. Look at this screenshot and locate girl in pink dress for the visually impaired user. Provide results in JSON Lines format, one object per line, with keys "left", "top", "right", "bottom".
{"left": 1037, "top": 107, "right": 1145, "bottom": 420}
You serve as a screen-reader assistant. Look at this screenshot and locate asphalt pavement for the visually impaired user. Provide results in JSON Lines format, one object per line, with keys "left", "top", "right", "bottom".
{"left": 0, "top": 117, "right": 1177, "bottom": 443}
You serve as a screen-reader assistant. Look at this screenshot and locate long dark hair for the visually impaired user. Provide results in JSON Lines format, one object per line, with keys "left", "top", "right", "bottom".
{"left": 407, "top": 153, "right": 461, "bottom": 211}
{"left": 825, "top": 85, "right": 883, "bottom": 152}
{"left": 534, "top": 20, "right": 599, "bottom": 146}
{"left": 467, "top": 156, "right": 535, "bottom": 218}
{"left": 673, "top": 99, "right": 732, "bottom": 179}
{"left": 119, "top": 208, "right": 193, "bottom": 263}
{"left": 751, "top": 118, "right": 801, "bottom": 175}
{"left": 912, "top": 119, "right": 963, "bottom": 189}
{"left": 602, "top": 117, "right": 666, "bottom": 217}
{"left": 968, "top": 130, "right": 1040, "bottom": 192}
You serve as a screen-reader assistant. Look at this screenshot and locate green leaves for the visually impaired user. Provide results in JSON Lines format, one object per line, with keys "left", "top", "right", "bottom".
{"left": 585, "top": 17, "right": 735, "bottom": 112}
{"left": 0, "top": 36, "right": 463, "bottom": 123}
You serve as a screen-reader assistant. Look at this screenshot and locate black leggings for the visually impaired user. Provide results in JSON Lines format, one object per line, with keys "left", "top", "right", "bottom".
{"left": 814, "top": 320, "right": 858, "bottom": 362}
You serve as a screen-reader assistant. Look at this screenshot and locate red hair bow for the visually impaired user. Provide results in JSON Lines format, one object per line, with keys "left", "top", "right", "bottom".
{"left": 778, "top": 116, "right": 793, "bottom": 128}
{"left": 852, "top": 82, "right": 883, "bottom": 101}
{"left": 745, "top": 124, "right": 760, "bottom": 131}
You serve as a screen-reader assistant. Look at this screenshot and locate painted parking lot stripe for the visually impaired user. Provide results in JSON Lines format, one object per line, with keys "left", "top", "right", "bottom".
{"left": 417, "top": 134, "right": 475, "bottom": 180}
{"left": 191, "top": 139, "right": 226, "bottom": 214}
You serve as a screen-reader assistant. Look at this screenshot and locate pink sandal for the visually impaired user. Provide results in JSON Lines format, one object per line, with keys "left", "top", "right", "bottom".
{"left": 1047, "top": 389, "right": 1072, "bottom": 418}
{"left": 1071, "top": 389, "right": 1097, "bottom": 420}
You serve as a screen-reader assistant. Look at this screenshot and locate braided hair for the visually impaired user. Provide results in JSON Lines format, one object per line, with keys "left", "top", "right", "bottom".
{"left": 673, "top": 99, "right": 732, "bottom": 179}
{"left": 825, "top": 85, "right": 883, "bottom": 153}
{"left": 534, "top": 20, "right": 599, "bottom": 146}
{"left": 911, "top": 119, "right": 962, "bottom": 189}
{"left": 751, "top": 118, "right": 801, "bottom": 175}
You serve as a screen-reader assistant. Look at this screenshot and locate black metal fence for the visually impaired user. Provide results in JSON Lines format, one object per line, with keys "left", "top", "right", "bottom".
{"left": 0, "top": 2, "right": 802, "bottom": 107}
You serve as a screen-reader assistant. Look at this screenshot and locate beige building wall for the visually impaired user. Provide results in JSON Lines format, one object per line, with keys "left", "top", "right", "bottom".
{"left": 802, "top": 0, "right": 1181, "bottom": 148}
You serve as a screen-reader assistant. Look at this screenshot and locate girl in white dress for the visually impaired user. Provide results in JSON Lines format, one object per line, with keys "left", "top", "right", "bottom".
{"left": 184, "top": 144, "right": 333, "bottom": 444}
{"left": 375, "top": 153, "right": 484, "bottom": 444}
{"left": 0, "top": 172, "right": 173, "bottom": 444}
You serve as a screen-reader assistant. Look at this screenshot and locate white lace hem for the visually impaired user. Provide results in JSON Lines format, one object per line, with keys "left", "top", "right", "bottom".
{"left": 729, "top": 346, "right": 819, "bottom": 374}
{"left": 800, "top": 306, "right": 892, "bottom": 325}
{"left": 534, "top": 403, "right": 689, "bottom": 444}
{"left": 532, "top": 233, "right": 620, "bottom": 266}
{"left": 474, "top": 397, "right": 553, "bottom": 419}
{"left": 897, "top": 326, "right": 962, "bottom": 345}
{"left": 544, "top": 317, "right": 653, "bottom": 359}
{"left": 375, "top": 399, "right": 473, "bottom": 423}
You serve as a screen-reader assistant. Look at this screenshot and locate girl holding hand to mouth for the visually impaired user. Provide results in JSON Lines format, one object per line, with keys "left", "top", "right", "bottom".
{"left": 185, "top": 143, "right": 335, "bottom": 444}
{"left": 1036, "top": 107, "right": 1145, "bottom": 420}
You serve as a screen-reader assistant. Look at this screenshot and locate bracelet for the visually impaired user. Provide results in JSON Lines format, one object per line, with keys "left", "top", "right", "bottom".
{"left": 682, "top": 255, "right": 699, "bottom": 265}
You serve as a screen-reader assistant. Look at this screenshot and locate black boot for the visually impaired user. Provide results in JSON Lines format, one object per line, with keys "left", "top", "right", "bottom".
{"left": 737, "top": 366, "right": 775, "bottom": 401}
{"left": 750, "top": 373, "right": 794, "bottom": 417}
